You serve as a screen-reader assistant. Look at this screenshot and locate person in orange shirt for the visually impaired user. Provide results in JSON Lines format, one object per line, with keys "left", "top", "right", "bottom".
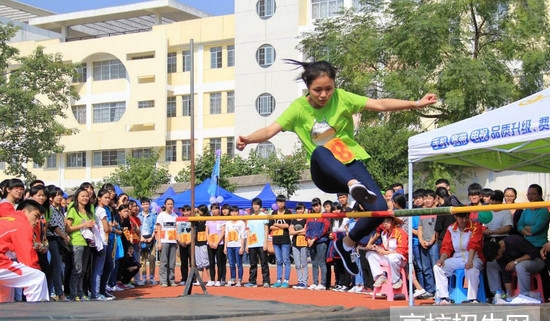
{"left": 0, "top": 199, "right": 49, "bottom": 302}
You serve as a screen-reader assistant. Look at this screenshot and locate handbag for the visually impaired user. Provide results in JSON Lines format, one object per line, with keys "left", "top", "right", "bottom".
{"left": 114, "top": 234, "right": 125, "bottom": 260}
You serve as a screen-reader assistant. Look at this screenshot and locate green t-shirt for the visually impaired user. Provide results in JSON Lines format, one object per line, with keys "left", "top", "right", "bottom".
{"left": 66, "top": 206, "right": 93, "bottom": 246}
{"left": 276, "top": 88, "right": 370, "bottom": 164}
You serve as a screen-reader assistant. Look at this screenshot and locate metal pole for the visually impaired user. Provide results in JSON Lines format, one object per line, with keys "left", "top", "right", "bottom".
{"left": 183, "top": 38, "right": 208, "bottom": 296}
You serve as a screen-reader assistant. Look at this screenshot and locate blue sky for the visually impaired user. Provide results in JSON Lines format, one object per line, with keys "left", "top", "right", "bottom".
{"left": 17, "top": 0, "right": 234, "bottom": 16}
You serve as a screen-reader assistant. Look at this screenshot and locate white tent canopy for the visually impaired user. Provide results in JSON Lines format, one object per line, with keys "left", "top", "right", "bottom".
{"left": 404, "top": 87, "right": 550, "bottom": 306}
{"left": 408, "top": 87, "right": 550, "bottom": 172}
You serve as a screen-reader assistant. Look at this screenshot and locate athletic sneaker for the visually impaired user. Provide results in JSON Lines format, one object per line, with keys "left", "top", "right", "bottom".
{"left": 392, "top": 279, "right": 403, "bottom": 289}
{"left": 334, "top": 238, "right": 359, "bottom": 275}
{"left": 332, "top": 285, "right": 342, "bottom": 292}
{"left": 135, "top": 280, "right": 145, "bottom": 286}
{"left": 226, "top": 280, "right": 235, "bottom": 287}
{"left": 206, "top": 281, "right": 215, "bottom": 287}
{"left": 235, "top": 282, "right": 242, "bottom": 287}
{"left": 349, "top": 182, "right": 377, "bottom": 205}
{"left": 171, "top": 283, "right": 178, "bottom": 287}
{"left": 101, "top": 292, "right": 115, "bottom": 299}
{"left": 114, "top": 285, "right": 126, "bottom": 292}
{"left": 263, "top": 282, "right": 270, "bottom": 288}
{"left": 292, "top": 283, "right": 307, "bottom": 289}
{"left": 413, "top": 289, "right": 427, "bottom": 298}
{"left": 179, "top": 281, "right": 187, "bottom": 286}
{"left": 149, "top": 280, "right": 158, "bottom": 285}
{"left": 271, "top": 280, "right": 282, "bottom": 288}
{"left": 373, "top": 275, "right": 388, "bottom": 288}
{"left": 123, "top": 283, "right": 135, "bottom": 289}
{"left": 338, "top": 286, "right": 349, "bottom": 292}
{"left": 308, "top": 284, "right": 318, "bottom": 290}
{"left": 214, "top": 281, "right": 221, "bottom": 287}
{"left": 161, "top": 283, "right": 168, "bottom": 287}
{"left": 281, "top": 281, "right": 289, "bottom": 288}
{"left": 244, "top": 283, "right": 258, "bottom": 287}
{"left": 314, "top": 284, "right": 325, "bottom": 291}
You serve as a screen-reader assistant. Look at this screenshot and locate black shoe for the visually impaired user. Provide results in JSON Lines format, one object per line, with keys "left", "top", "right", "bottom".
{"left": 349, "top": 183, "right": 377, "bottom": 205}
{"left": 334, "top": 238, "right": 359, "bottom": 276}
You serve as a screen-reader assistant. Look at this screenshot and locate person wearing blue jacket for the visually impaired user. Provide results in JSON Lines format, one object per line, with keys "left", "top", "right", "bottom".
{"left": 305, "top": 198, "right": 330, "bottom": 290}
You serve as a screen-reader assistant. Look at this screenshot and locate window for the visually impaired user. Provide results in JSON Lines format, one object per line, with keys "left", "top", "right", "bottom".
{"left": 209, "top": 138, "right": 222, "bottom": 154}
{"left": 256, "top": 44, "right": 276, "bottom": 68}
{"left": 182, "top": 95, "right": 191, "bottom": 116}
{"left": 256, "top": 0, "right": 276, "bottom": 19}
{"left": 93, "top": 101, "right": 125, "bottom": 123}
{"left": 167, "top": 52, "right": 177, "bottom": 73}
{"left": 132, "top": 148, "right": 152, "bottom": 159}
{"left": 93, "top": 150, "right": 125, "bottom": 166}
{"left": 67, "top": 152, "right": 86, "bottom": 168}
{"left": 182, "top": 140, "right": 191, "bottom": 161}
{"left": 138, "top": 100, "right": 155, "bottom": 109}
{"left": 72, "top": 105, "right": 86, "bottom": 124}
{"left": 227, "top": 45, "right": 235, "bottom": 67}
{"left": 209, "top": 92, "right": 222, "bottom": 114}
{"left": 257, "top": 142, "right": 276, "bottom": 158}
{"left": 227, "top": 91, "right": 235, "bottom": 113}
{"left": 73, "top": 63, "right": 87, "bottom": 83}
{"left": 182, "top": 50, "right": 191, "bottom": 72}
{"left": 45, "top": 154, "right": 57, "bottom": 169}
{"left": 92, "top": 59, "right": 126, "bottom": 81}
{"left": 165, "top": 141, "right": 177, "bottom": 162}
{"left": 256, "top": 93, "right": 275, "bottom": 116}
{"left": 167, "top": 97, "right": 176, "bottom": 117}
{"left": 210, "top": 46, "right": 222, "bottom": 69}
{"left": 312, "top": 0, "right": 344, "bottom": 19}
{"left": 226, "top": 137, "right": 234, "bottom": 157}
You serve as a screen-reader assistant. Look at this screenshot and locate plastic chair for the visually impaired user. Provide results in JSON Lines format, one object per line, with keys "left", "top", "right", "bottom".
{"left": 371, "top": 263, "right": 409, "bottom": 301}
{"left": 510, "top": 271, "right": 544, "bottom": 298}
{"left": 448, "top": 268, "right": 487, "bottom": 303}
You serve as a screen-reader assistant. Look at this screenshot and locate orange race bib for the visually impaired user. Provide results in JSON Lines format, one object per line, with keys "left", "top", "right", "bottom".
{"left": 167, "top": 230, "right": 177, "bottom": 241}
{"left": 324, "top": 138, "right": 354, "bottom": 164}
{"left": 273, "top": 229, "right": 284, "bottom": 236}
{"left": 180, "top": 234, "right": 191, "bottom": 244}
{"left": 248, "top": 233, "right": 258, "bottom": 246}
{"left": 296, "top": 235, "right": 307, "bottom": 247}
{"left": 209, "top": 234, "right": 218, "bottom": 244}
{"left": 228, "top": 230, "right": 238, "bottom": 242}
{"left": 197, "top": 231, "right": 207, "bottom": 242}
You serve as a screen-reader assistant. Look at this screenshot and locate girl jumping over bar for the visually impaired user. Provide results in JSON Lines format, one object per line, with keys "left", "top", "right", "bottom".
{"left": 236, "top": 59, "right": 437, "bottom": 275}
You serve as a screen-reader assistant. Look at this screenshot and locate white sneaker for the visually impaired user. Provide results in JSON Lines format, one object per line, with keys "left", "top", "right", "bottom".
{"left": 413, "top": 288, "right": 427, "bottom": 298}
{"left": 373, "top": 275, "right": 387, "bottom": 288}
{"left": 308, "top": 284, "right": 318, "bottom": 290}
{"left": 314, "top": 284, "right": 325, "bottom": 291}
{"left": 235, "top": 282, "right": 242, "bottom": 287}
{"left": 114, "top": 285, "right": 126, "bottom": 292}
{"left": 206, "top": 281, "right": 215, "bottom": 287}
{"left": 214, "top": 281, "right": 221, "bottom": 287}
{"left": 225, "top": 280, "right": 234, "bottom": 287}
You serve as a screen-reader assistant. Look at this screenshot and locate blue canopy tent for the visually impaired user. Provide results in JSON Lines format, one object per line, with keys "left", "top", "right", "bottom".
{"left": 113, "top": 185, "right": 141, "bottom": 206}
{"left": 253, "top": 183, "right": 312, "bottom": 211}
{"left": 153, "top": 186, "right": 177, "bottom": 207}
{"left": 169, "top": 178, "right": 252, "bottom": 209}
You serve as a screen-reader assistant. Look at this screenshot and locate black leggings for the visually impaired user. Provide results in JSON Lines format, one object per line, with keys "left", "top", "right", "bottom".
{"left": 310, "top": 146, "right": 387, "bottom": 242}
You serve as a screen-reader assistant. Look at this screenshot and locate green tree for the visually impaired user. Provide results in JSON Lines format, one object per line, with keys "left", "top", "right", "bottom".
{"left": 0, "top": 24, "right": 78, "bottom": 180}
{"left": 106, "top": 152, "right": 171, "bottom": 199}
{"left": 299, "top": 0, "right": 549, "bottom": 126}
{"left": 266, "top": 147, "right": 308, "bottom": 198}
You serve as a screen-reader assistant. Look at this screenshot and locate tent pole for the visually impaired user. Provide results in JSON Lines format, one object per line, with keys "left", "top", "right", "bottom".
{"left": 407, "top": 161, "right": 414, "bottom": 307}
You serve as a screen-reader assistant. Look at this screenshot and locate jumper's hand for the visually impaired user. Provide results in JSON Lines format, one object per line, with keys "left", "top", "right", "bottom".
{"left": 236, "top": 135, "right": 250, "bottom": 151}
{"left": 416, "top": 94, "right": 438, "bottom": 109}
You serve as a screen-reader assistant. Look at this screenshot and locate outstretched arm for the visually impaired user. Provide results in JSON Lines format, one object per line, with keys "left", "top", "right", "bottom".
{"left": 236, "top": 122, "right": 282, "bottom": 151}
{"left": 365, "top": 93, "right": 437, "bottom": 112}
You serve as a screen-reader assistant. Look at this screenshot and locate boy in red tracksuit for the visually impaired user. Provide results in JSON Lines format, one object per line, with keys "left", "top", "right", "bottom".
{"left": 0, "top": 200, "right": 50, "bottom": 302}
